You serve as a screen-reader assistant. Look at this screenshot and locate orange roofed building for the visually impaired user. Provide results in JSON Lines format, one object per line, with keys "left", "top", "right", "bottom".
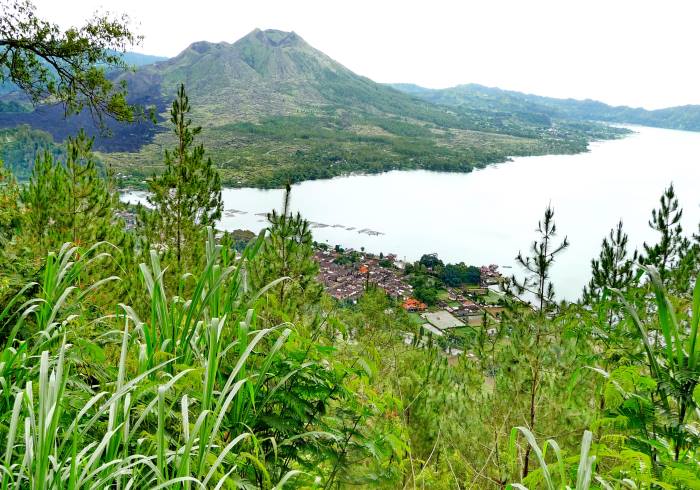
{"left": 402, "top": 298, "right": 427, "bottom": 312}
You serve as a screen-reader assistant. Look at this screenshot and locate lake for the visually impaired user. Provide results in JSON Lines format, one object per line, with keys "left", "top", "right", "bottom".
{"left": 122, "top": 125, "right": 700, "bottom": 301}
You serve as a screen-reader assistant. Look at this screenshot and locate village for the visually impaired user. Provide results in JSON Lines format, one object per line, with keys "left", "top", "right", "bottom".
{"left": 314, "top": 247, "right": 411, "bottom": 301}
{"left": 313, "top": 246, "right": 507, "bottom": 347}
{"left": 114, "top": 201, "right": 508, "bottom": 349}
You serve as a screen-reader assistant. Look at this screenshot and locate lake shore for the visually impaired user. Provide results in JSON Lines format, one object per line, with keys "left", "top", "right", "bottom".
{"left": 123, "top": 125, "right": 700, "bottom": 301}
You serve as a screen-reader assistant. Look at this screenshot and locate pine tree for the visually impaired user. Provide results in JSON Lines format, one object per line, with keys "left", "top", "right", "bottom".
{"left": 582, "top": 221, "right": 639, "bottom": 426}
{"left": 509, "top": 205, "right": 569, "bottom": 313}
{"left": 22, "top": 151, "right": 62, "bottom": 248}
{"left": 147, "top": 83, "right": 222, "bottom": 273}
{"left": 506, "top": 206, "right": 569, "bottom": 479}
{"left": 22, "top": 131, "right": 114, "bottom": 249}
{"left": 639, "top": 184, "right": 690, "bottom": 284}
{"left": 251, "top": 184, "right": 322, "bottom": 322}
{"left": 63, "top": 131, "right": 113, "bottom": 245}
{"left": 0, "top": 158, "right": 30, "bottom": 304}
{"left": 583, "top": 220, "right": 636, "bottom": 303}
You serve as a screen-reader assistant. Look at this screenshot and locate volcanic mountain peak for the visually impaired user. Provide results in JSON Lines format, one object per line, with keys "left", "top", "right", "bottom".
{"left": 245, "top": 28, "right": 304, "bottom": 48}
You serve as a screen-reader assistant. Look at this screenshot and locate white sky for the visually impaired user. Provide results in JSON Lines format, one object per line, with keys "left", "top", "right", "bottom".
{"left": 32, "top": 0, "right": 700, "bottom": 109}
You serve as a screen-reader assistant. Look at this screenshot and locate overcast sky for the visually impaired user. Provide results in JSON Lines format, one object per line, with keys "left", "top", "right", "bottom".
{"left": 32, "top": 0, "right": 700, "bottom": 109}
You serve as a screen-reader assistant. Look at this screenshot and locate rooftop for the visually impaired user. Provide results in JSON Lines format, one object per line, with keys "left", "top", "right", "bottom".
{"left": 421, "top": 310, "right": 465, "bottom": 330}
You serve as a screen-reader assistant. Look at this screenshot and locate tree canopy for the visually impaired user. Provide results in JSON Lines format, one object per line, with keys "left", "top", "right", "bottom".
{"left": 0, "top": 0, "right": 141, "bottom": 125}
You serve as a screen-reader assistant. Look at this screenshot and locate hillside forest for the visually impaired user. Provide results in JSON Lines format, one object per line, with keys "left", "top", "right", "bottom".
{"left": 1, "top": 2, "right": 700, "bottom": 489}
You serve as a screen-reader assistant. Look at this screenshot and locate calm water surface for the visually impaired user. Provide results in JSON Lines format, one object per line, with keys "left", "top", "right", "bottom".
{"left": 123, "top": 126, "right": 700, "bottom": 300}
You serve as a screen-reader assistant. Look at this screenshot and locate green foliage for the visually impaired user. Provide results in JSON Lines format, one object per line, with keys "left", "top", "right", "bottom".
{"left": 583, "top": 220, "right": 636, "bottom": 303}
{"left": 413, "top": 284, "right": 438, "bottom": 306}
{"left": 0, "top": 0, "right": 143, "bottom": 126}
{"left": 441, "top": 263, "right": 481, "bottom": 287}
{"left": 605, "top": 268, "right": 700, "bottom": 472}
{"left": 21, "top": 130, "right": 117, "bottom": 250}
{"left": 500, "top": 207, "right": 578, "bottom": 481}
{"left": 0, "top": 158, "right": 29, "bottom": 314}
{"left": 405, "top": 254, "right": 482, "bottom": 300}
{"left": 640, "top": 184, "right": 697, "bottom": 291}
{"left": 251, "top": 185, "right": 323, "bottom": 323}
{"left": 2, "top": 147, "right": 700, "bottom": 489}
{"left": 0, "top": 159, "right": 21, "bottom": 244}
{"left": 508, "top": 428, "right": 598, "bottom": 490}
{"left": 3, "top": 13, "right": 700, "bottom": 487}
{"left": 224, "top": 228, "right": 256, "bottom": 252}
{"left": 406, "top": 274, "right": 439, "bottom": 306}
{"left": 0, "top": 125, "right": 63, "bottom": 180}
{"left": 0, "top": 229, "right": 405, "bottom": 488}
{"left": 419, "top": 253, "right": 444, "bottom": 269}
{"left": 145, "top": 83, "right": 222, "bottom": 273}
{"left": 509, "top": 206, "right": 569, "bottom": 312}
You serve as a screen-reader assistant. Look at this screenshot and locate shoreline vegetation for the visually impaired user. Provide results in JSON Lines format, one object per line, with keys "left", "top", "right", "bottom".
{"left": 104, "top": 120, "right": 630, "bottom": 189}
{"left": 1, "top": 119, "right": 630, "bottom": 190}
{"left": 110, "top": 120, "right": 629, "bottom": 191}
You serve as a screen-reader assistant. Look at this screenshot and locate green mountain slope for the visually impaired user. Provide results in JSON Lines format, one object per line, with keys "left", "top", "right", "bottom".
{"left": 391, "top": 83, "right": 700, "bottom": 132}
{"left": 0, "top": 30, "right": 625, "bottom": 187}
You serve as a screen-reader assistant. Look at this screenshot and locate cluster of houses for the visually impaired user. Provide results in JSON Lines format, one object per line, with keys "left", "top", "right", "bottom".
{"left": 418, "top": 304, "right": 505, "bottom": 334}
{"left": 417, "top": 291, "right": 505, "bottom": 339}
{"left": 314, "top": 249, "right": 414, "bottom": 301}
{"left": 314, "top": 249, "right": 507, "bottom": 331}
{"left": 449, "top": 285, "right": 505, "bottom": 319}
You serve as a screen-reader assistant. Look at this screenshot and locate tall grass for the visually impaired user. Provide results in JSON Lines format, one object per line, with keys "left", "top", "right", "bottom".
{"left": 508, "top": 427, "right": 599, "bottom": 490}
{"left": 0, "top": 242, "right": 117, "bottom": 415}
{"left": 0, "top": 228, "right": 305, "bottom": 488}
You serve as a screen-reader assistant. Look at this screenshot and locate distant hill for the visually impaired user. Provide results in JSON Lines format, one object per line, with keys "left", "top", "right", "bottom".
{"left": 0, "top": 30, "right": 625, "bottom": 187}
{"left": 391, "top": 83, "right": 700, "bottom": 132}
{"left": 0, "top": 50, "right": 168, "bottom": 98}
{"left": 118, "top": 51, "right": 169, "bottom": 67}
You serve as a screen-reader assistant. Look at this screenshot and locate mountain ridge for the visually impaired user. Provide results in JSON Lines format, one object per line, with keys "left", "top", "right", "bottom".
{"left": 390, "top": 83, "right": 700, "bottom": 132}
